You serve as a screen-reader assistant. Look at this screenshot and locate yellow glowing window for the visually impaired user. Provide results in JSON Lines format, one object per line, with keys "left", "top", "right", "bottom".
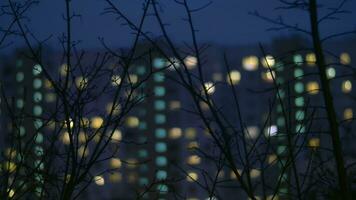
{"left": 308, "top": 138, "right": 320, "bottom": 148}
{"left": 128, "top": 74, "right": 138, "bottom": 84}
{"left": 106, "top": 102, "right": 121, "bottom": 115}
{"left": 227, "top": 70, "right": 241, "bottom": 85}
{"left": 187, "top": 141, "right": 199, "bottom": 149}
{"left": 75, "top": 76, "right": 88, "bottom": 89}
{"left": 344, "top": 108, "right": 353, "bottom": 120}
{"left": 185, "top": 128, "right": 197, "bottom": 139}
{"left": 340, "top": 53, "right": 351, "bottom": 65}
{"left": 78, "top": 146, "right": 89, "bottom": 157}
{"left": 91, "top": 117, "right": 103, "bottom": 129}
{"left": 169, "top": 128, "right": 182, "bottom": 139}
{"left": 262, "top": 71, "right": 275, "bottom": 83}
{"left": 44, "top": 79, "right": 53, "bottom": 89}
{"left": 203, "top": 82, "right": 215, "bottom": 94}
{"left": 109, "top": 172, "right": 122, "bottom": 183}
{"left": 184, "top": 56, "right": 198, "bottom": 69}
{"left": 187, "top": 155, "right": 201, "bottom": 165}
{"left": 111, "top": 130, "right": 122, "bottom": 142}
{"left": 61, "top": 132, "right": 70, "bottom": 145}
{"left": 78, "top": 132, "right": 87, "bottom": 143}
{"left": 342, "top": 80, "right": 352, "bottom": 93}
{"left": 306, "top": 53, "right": 316, "bottom": 66}
{"left": 250, "top": 169, "right": 261, "bottom": 178}
{"left": 169, "top": 101, "right": 181, "bottom": 110}
{"left": 186, "top": 172, "right": 198, "bottom": 182}
{"left": 306, "top": 82, "right": 319, "bottom": 95}
{"left": 261, "top": 55, "right": 275, "bottom": 68}
{"left": 110, "top": 158, "right": 122, "bottom": 168}
{"left": 126, "top": 159, "right": 138, "bottom": 169}
{"left": 243, "top": 56, "right": 258, "bottom": 71}
{"left": 94, "top": 176, "right": 105, "bottom": 186}
{"left": 126, "top": 117, "right": 139, "bottom": 128}
{"left": 60, "top": 63, "right": 69, "bottom": 76}
{"left": 245, "top": 126, "right": 259, "bottom": 139}
{"left": 199, "top": 101, "right": 209, "bottom": 110}
{"left": 8, "top": 189, "right": 15, "bottom": 198}
{"left": 267, "top": 154, "right": 277, "bottom": 164}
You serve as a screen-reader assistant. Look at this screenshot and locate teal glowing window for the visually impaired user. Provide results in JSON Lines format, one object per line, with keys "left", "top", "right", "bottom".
{"left": 155, "top": 142, "right": 167, "bottom": 153}
{"left": 16, "top": 72, "right": 24, "bottom": 82}
{"left": 34, "top": 120, "right": 43, "bottom": 129}
{"left": 33, "top": 92, "right": 43, "bottom": 103}
{"left": 136, "top": 66, "right": 146, "bottom": 75}
{"left": 33, "top": 64, "right": 42, "bottom": 76}
{"left": 157, "top": 184, "right": 168, "bottom": 193}
{"left": 19, "top": 126, "right": 25, "bottom": 136}
{"left": 294, "top": 82, "right": 304, "bottom": 93}
{"left": 155, "top": 114, "right": 166, "bottom": 124}
{"left": 156, "top": 156, "right": 167, "bottom": 166}
{"left": 139, "top": 178, "right": 149, "bottom": 186}
{"left": 154, "top": 86, "right": 165, "bottom": 96}
{"left": 277, "top": 146, "right": 286, "bottom": 155}
{"left": 156, "top": 170, "right": 167, "bottom": 180}
{"left": 33, "top": 105, "right": 43, "bottom": 116}
{"left": 277, "top": 89, "right": 285, "bottom": 98}
{"left": 277, "top": 117, "right": 285, "bottom": 127}
{"left": 295, "top": 97, "right": 304, "bottom": 107}
{"left": 296, "top": 124, "right": 305, "bottom": 133}
{"left": 154, "top": 72, "right": 165, "bottom": 82}
{"left": 139, "top": 121, "right": 147, "bottom": 130}
{"left": 139, "top": 149, "right": 148, "bottom": 158}
{"left": 35, "top": 133, "right": 44, "bottom": 143}
{"left": 155, "top": 129, "right": 166, "bottom": 138}
{"left": 294, "top": 68, "right": 303, "bottom": 79}
{"left": 154, "top": 100, "right": 166, "bottom": 111}
{"left": 16, "top": 99, "right": 24, "bottom": 108}
{"left": 293, "top": 55, "right": 303, "bottom": 66}
{"left": 295, "top": 110, "right": 305, "bottom": 121}
{"left": 153, "top": 58, "right": 165, "bottom": 69}
{"left": 33, "top": 79, "right": 42, "bottom": 89}
{"left": 34, "top": 146, "right": 44, "bottom": 156}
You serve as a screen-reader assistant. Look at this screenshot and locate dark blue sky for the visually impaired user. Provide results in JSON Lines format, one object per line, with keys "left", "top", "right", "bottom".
{"left": 3, "top": 0, "right": 356, "bottom": 50}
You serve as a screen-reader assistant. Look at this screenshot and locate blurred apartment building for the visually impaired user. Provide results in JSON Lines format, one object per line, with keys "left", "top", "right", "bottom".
{"left": 0, "top": 36, "right": 355, "bottom": 199}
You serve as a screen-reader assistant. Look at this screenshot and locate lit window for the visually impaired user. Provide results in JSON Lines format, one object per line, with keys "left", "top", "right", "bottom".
{"left": 154, "top": 86, "right": 165, "bottom": 97}
{"left": 203, "top": 82, "right": 215, "bottom": 94}
{"left": 16, "top": 72, "right": 24, "bottom": 82}
{"left": 243, "top": 56, "right": 258, "bottom": 71}
{"left": 262, "top": 71, "right": 275, "bottom": 82}
{"left": 45, "top": 93, "right": 56, "bottom": 102}
{"left": 187, "top": 141, "right": 199, "bottom": 149}
{"left": 187, "top": 172, "right": 198, "bottom": 182}
{"left": 60, "top": 64, "right": 69, "bottom": 76}
{"left": 169, "top": 128, "right": 182, "bottom": 139}
{"left": 306, "top": 82, "right": 319, "bottom": 95}
{"left": 156, "top": 170, "right": 167, "bottom": 180}
{"left": 78, "top": 146, "right": 89, "bottom": 157}
{"left": 154, "top": 100, "right": 166, "bottom": 111}
{"left": 199, "top": 101, "right": 209, "bottom": 110}
{"left": 153, "top": 58, "right": 166, "bottom": 69}
{"left": 250, "top": 169, "right": 261, "bottom": 178}
{"left": 169, "top": 101, "right": 181, "bottom": 110}
{"left": 44, "top": 79, "right": 53, "bottom": 89}
{"left": 33, "top": 92, "right": 42, "bottom": 103}
{"left": 155, "top": 128, "right": 166, "bottom": 138}
{"left": 294, "top": 82, "right": 304, "bottom": 93}
{"left": 136, "top": 66, "right": 146, "bottom": 75}
{"left": 306, "top": 53, "right": 316, "bottom": 66}
{"left": 153, "top": 72, "right": 165, "bottom": 82}
{"left": 293, "top": 55, "right": 303, "bottom": 66}
{"left": 110, "top": 130, "right": 122, "bottom": 142}
{"left": 33, "top": 64, "right": 42, "bottom": 76}
{"left": 33, "top": 105, "right": 42, "bottom": 116}
{"left": 155, "top": 142, "right": 167, "bottom": 153}
{"left": 261, "top": 55, "right": 275, "bottom": 68}
{"left": 91, "top": 117, "right": 103, "bottom": 129}
{"left": 167, "top": 57, "right": 180, "bottom": 70}
{"left": 340, "top": 53, "right": 351, "bottom": 65}
{"left": 109, "top": 172, "right": 122, "bottom": 183}
{"left": 185, "top": 128, "right": 196, "bottom": 139}
{"left": 157, "top": 184, "right": 168, "bottom": 193}
{"left": 184, "top": 56, "right": 198, "bottom": 69}
{"left": 295, "top": 124, "right": 306, "bottom": 133}
{"left": 111, "top": 75, "right": 121, "bottom": 86}
{"left": 344, "top": 108, "right": 353, "bottom": 120}
{"left": 294, "top": 68, "right": 303, "bottom": 79}
{"left": 126, "top": 117, "right": 139, "bottom": 128}
{"left": 94, "top": 176, "right": 105, "bottom": 186}
{"left": 156, "top": 156, "right": 167, "bottom": 166}
{"left": 187, "top": 155, "right": 201, "bottom": 165}
{"left": 267, "top": 154, "right": 277, "bottom": 164}
{"left": 245, "top": 126, "right": 259, "bottom": 139}
{"left": 265, "top": 125, "right": 277, "bottom": 137}
{"left": 78, "top": 132, "right": 86, "bottom": 143}
{"left": 61, "top": 132, "right": 70, "bottom": 145}
{"left": 227, "top": 70, "right": 241, "bottom": 85}
{"left": 128, "top": 74, "right": 138, "bottom": 84}
{"left": 16, "top": 99, "right": 24, "bottom": 108}
{"left": 8, "top": 189, "right": 15, "bottom": 198}
{"left": 295, "top": 110, "right": 305, "bottom": 121}
{"left": 295, "top": 96, "right": 304, "bottom": 107}
{"left": 33, "top": 79, "right": 42, "bottom": 89}
{"left": 342, "top": 80, "right": 352, "bottom": 93}
{"left": 326, "top": 67, "right": 336, "bottom": 79}
{"left": 155, "top": 114, "right": 166, "bottom": 124}
{"left": 75, "top": 76, "right": 88, "bottom": 89}
{"left": 110, "top": 158, "right": 122, "bottom": 168}
{"left": 212, "top": 73, "right": 223, "bottom": 81}
{"left": 106, "top": 102, "right": 120, "bottom": 115}
{"left": 308, "top": 138, "right": 320, "bottom": 148}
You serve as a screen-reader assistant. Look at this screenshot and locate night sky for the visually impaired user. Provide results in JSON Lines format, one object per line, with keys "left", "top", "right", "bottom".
{"left": 3, "top": 0, "right": 356, "bottom": 50}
